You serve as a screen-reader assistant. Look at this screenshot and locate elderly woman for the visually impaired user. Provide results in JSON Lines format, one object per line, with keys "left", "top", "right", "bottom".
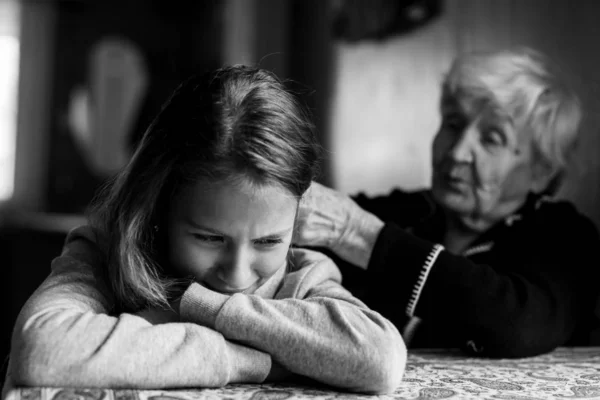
{"left": 295, "top": 47, "right": 600, "bottom": 358}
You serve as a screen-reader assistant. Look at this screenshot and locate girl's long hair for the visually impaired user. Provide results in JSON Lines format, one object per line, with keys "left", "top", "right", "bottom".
{"left": 88, "top": 66, "right": 321, "bottom": 312}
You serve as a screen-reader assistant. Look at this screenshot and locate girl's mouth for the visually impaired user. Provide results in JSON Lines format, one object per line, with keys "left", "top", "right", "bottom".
{"left": 203, "top": 279, "right": 255, "bottom": 294}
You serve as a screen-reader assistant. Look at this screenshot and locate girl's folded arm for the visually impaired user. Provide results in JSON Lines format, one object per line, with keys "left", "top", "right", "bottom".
{"left": 179, "top": 249, "right": 407, "bottom": 394}
{"left": 9, "top": 256, "right": 271, "bottom": 389}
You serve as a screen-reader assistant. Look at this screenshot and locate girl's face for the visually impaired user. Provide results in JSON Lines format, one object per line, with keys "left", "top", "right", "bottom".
{"left": 165, "top": 176, "right": 298, "bottom": 295}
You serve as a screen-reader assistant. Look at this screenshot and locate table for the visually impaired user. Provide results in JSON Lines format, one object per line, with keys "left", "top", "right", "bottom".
{"left": 5, "top": 347, "right": 600, "bottom": 400}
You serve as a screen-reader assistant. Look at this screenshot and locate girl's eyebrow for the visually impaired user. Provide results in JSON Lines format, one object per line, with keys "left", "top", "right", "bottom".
{"left": 184, "top": 217, "right": 208, "bottom": 230}
{"left": 185, "top": 219, "right": 293, "bottom": 239}
{"left": 186, "top": 221, "right": 223, "bottom": 235}
{"left": 255, "top": 228, "right": 294, "bottom": 239}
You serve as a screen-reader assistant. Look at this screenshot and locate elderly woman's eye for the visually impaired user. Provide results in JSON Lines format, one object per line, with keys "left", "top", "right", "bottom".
{"left": 482, "top": 129, "right": 505, "bottom": 147}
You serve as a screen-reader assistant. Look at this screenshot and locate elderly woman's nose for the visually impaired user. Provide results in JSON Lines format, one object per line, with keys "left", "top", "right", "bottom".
{"left": 449, "top": 126, "right": 476, "bottom": 163}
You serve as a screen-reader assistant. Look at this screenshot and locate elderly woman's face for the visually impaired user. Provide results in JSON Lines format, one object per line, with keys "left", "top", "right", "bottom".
{"left": 431, "top": 94, "right": 537, "bottom": 226}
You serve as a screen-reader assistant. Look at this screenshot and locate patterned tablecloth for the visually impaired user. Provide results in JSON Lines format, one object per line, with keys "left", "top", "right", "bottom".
{"left": 5, "top": 347, "right": 600, "bottom": 400}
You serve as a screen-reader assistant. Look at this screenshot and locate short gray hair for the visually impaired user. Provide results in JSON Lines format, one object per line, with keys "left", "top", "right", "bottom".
{"left": 442, "top": 47, "right": 582, "bottom": 180}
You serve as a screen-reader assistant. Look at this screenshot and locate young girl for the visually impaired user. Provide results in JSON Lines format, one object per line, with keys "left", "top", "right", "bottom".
{"left": 5, "top": 66, "right": 406, "bottom": 394}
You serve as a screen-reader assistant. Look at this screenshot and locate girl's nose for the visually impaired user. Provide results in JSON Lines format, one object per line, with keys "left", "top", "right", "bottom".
{"left": 218, "top": 245, "right": 254, "bottom": 290}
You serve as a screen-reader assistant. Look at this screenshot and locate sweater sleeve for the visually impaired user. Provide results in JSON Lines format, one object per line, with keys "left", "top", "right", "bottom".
{"left": 178, "top": 249, "right": 406, "bottom": 394}
{"left": 365, "top": 206, "right": 600, "bottom": 358}
{"left": 8, "top": 228, "right": 271, "bottom": 389}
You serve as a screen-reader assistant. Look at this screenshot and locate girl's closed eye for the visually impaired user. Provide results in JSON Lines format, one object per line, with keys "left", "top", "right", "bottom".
{"left": 193, "top": 233, "right": 224, "bottom": 244}
{"left": 253, "top": 237, "right": 284, "bottom": 248}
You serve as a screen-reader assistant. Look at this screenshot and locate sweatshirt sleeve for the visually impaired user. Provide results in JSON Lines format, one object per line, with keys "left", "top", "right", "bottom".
{"left": 178, "top": 249, "right": 406, "bottom": 394}
{"left": 8, "top": 228, "right": 271, "bottom": 389}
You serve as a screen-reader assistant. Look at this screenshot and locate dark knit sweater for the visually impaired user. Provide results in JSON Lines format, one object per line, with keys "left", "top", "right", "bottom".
{"left": 327, "top": 189, "right": 600, "bottom": 358}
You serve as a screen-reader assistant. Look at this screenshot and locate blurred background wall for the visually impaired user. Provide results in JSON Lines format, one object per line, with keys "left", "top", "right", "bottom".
{"left": 330, "top": 0, "right": 600, "bottom": 227}
{"left": 1, "top": 0, "right": 600, "bottom": 380}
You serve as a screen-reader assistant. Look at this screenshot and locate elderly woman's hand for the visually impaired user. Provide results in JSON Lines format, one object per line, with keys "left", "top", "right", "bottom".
{"left": 294, "top": 181, "right": 384, "bottom": 269}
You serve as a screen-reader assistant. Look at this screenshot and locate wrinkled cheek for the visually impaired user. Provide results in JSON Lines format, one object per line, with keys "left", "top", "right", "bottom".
{"left": 472, "top": 158, "right": 503, "bottom": 215}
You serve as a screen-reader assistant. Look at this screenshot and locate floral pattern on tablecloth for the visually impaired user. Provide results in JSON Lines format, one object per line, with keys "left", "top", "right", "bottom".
{"left": 5, "top": 347, "right": 600, "bottom": 400}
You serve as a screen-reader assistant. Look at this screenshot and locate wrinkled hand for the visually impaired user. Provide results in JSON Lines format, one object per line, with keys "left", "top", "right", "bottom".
{"left": 294, "top": 181, "right": 384, "bottom": 269}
